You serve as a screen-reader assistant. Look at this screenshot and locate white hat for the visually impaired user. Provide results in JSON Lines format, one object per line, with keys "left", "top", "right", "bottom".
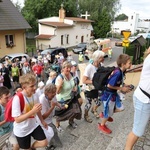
{"left": 71, "top": 61, "right": 77, "bottom": 66}
{"left": 38, "top": 81, "right": 45, "bottom": 88}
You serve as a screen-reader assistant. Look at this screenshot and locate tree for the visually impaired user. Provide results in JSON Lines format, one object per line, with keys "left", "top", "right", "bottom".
{"left": 21, "top": 0, "right": 120, "bottom": 36}
{"left": 21, "top": 0, "right": 78, "bottom": 32}
{"left": 11, "top": 0, "right": 22, "bottom": 12}
{"left": 79, "top": 0, "right": 120, "bottom": 38}
{"left": 115, "top": 13, "right": 128, "bottom": 21}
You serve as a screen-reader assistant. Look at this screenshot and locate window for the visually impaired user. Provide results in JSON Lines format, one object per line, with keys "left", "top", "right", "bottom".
{"left": 76, "top": 36, "right": 78, "bottom": 39}
{"left": 66, "top": 34, "right": 69, "bottom": 44}
{"left": 61, "top": 35, "right": 63, "bottom": 45}
{"left": 5, "top": 35, "right": 14, "bottom": 47}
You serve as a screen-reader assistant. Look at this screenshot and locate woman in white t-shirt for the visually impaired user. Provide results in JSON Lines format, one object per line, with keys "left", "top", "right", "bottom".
{"left": 82, "top": 50, "right": 105, "bottom": 123}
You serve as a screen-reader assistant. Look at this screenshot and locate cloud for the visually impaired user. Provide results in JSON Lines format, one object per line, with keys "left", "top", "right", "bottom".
{"left": 119, "top": 0, "right": 150, "bottom": 19}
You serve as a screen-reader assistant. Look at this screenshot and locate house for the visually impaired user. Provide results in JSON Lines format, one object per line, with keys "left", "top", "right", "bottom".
{"left": 35, "top": 5, "right": 94, "bottom": 50}
{"left": 0, "top": 0, "right": 31, "bottom": 58}
{"left": 112, "top": 12, "right": 150, "bottom": 35}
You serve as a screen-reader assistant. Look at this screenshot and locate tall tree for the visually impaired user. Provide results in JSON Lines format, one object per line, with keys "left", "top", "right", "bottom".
{"left": 79, "top": 0, "right": 120, "bottom": 38}
{"left": 21, "top": 0, "right": 120, "bottom": 36}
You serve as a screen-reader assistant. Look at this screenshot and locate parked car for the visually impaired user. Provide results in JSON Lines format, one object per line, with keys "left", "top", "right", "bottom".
{"left": 0, "top": 53, "right": 30, "bottom": 64}
{"left": 72, "top": 43, "right": 87, "bottom": 54}
{"left": 41, "top": 47, "right": 68, "bottom": 63}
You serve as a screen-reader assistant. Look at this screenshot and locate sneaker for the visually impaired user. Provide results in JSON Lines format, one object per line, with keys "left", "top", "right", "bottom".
{"left": 99, "top": 112, "right": 113, "bottom": 122}
{"left": 98, "top": 123, "right": 112, "bottom": 134}
{"left": 69, "top": 121, "right": 77, "bottom": 128}
{"left": 56, "top": 126, "right": 64, "bottom": 132}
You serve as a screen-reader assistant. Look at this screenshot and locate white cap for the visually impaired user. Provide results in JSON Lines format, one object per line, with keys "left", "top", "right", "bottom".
{"left": 38, "top": 81, "right": 44, "bottom": 88}
{"left": 71, "top": 61, "right": 77, "bottom": 66}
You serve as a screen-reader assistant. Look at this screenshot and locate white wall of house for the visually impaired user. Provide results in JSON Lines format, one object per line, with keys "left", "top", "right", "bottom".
{"left": 39, "top": 24, "right": 55, "bottom": 35}
{"left": 37, "top": 16, "right": 92, "bottom": 49}
{"left": 112, "top": 12, "right": 150, "bottom": 35}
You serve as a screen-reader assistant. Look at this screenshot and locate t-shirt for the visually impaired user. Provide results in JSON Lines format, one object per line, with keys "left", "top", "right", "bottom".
{"left": 83, "top": 63, "right": 97, "bottom": 91}
{"left": 11, "top": 67, "right": 19, "bottom": 77}
{"left": 0, "top": 104, "right": 13, "bottom": 136}
{"left": 83, "top": 63, "right": 97, "bottom": 80}
{"left": 32, "top": 65, "right": 42, "bottom": 75}
{"left": 107, "top": 69, "right": 123, "bottom": 92}
{"left": 55, "top": 74, "right": 75, "bottom": 102}
{"left": 36, "top": 88, "right": 44, "bottom": 98}
{"left": 39, "top": 94, "right": 57, "bottom": 124}
{"left": 12, "top": 92, "right": 39, "bottom": 137}
{"left": 134, "top": 54, "right": 150, "bottom": 103}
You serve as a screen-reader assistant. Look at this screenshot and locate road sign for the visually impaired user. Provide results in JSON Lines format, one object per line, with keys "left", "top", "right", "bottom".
{"left": 121, "top": 30, "right": 131, "bottom": 47}
{"left": 122, "top": 40, "right": 130, "bottom": 47}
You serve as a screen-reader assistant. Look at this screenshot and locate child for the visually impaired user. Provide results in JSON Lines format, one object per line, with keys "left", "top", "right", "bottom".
{"left": 0, "top": 86, "right": 19, "bottom": 150}
{"left": 11, "top": 73, "right": 48, "bottom": 149}
{"left": 98, "top": 54, "right": 132, "bottom": 134}
{"left": 46, "top": 71, "right": 57, "bottom": 85}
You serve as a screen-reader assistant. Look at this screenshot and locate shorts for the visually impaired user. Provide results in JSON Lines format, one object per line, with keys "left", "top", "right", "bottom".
{"left": 16, "top": 125, "right": 46, "bottom": 149}
{"left": 102, "top": 91, "right": 124, "bottom": 118}
{"left": 132, "top": 95, "right": 150, "bottom": 137}
{"left": 12, "top": 76, "right": 19, "bottom": 82}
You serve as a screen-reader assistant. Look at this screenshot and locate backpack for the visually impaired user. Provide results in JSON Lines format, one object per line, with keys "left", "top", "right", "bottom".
{"left": 5, "top": 92, "right": 25, "bottom": 122}
{"left": 52, "top": 74, "right": 64, "bottom": 84}
{"left": 92, "top": 66, "right": 116, "bottom": 91}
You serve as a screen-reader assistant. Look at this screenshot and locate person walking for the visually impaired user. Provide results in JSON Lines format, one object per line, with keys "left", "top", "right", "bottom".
{"left": 0, "top": 86, "right": 19, "bottom": 150}
{"left": 125, "top": 47, "right": 150, "bottom": 150}
{"left": 11, "top": 73, "right": 48, "bottom": 150}
{"left": 82, "top": 50, "right": 105, "bottom": 123}
{"left": 98, "top": 54, "right": 132, "bottom": 134}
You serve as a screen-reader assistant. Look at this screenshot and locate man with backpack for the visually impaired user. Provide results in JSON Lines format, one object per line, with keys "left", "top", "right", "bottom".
{"left": 0, "top": 86, "right": 19, "bottom": 150}
{"left": 11, "top": 73, "right": 48, "bottom": 149}
{"left": 98, "top": 54, "right": 132, "bottom": 134}
{"left": 82, "top": 50, "right": 105, "bottom": 123}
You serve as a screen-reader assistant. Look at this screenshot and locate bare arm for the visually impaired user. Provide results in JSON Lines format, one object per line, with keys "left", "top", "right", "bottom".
{"left": 107, "top": 84, "right": 131, "bottom": 93}
{"left": 14, "top": 103, "right": 42, "bottom": 123}
{"left": 56, "top": 77, "right": 64, "bottom": 94}
{"left": 82, "top": 76, "right": 92, "bottom": 84}
{"left": 0, "top": 120, "right": 6, "bottom": 126}
{"left": 42, "top": 101, "right": 60, "bottom": 119}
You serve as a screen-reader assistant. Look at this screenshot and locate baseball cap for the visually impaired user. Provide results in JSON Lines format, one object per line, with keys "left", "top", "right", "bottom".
{"left": 71, "top": 61, "right": 77, "bottom": 66}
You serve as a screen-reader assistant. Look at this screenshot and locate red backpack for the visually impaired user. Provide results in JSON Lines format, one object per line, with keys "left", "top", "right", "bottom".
{"left": 5, "top": 92, "right": 25, "bottom": 122}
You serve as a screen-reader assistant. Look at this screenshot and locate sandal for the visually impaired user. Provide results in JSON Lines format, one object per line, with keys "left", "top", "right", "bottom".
{"left": 91, "top": 110, "right": 99, "bottom": 118}
{"left": 56, "top": 126, "right": 64, "bottom": 132}
{"left": 84, "top": 115, "right": 93, "bottom": 123}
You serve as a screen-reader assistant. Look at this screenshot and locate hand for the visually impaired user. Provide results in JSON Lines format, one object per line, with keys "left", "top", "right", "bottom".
{"left": 32, "top": 103, "right": 42, "bottom": 114}
{"left": 121, "top": 86, "right": 131, "bottom": 93}
{"left": 51, "top": 101, "right": 57, "bottom": 108}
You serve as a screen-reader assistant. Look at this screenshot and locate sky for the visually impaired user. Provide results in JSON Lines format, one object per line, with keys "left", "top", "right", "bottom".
{"left": 12, "top": 0, "right": 150, "bottom": 19}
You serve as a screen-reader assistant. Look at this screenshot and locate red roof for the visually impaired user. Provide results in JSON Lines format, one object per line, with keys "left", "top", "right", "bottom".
{"left": 35, "top": 34, "right": 53, "bottom": 39}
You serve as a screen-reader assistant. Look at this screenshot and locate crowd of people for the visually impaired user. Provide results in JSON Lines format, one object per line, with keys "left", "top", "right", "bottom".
{"left": 0, "top": 47, "right": 150, "bottom": 150}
